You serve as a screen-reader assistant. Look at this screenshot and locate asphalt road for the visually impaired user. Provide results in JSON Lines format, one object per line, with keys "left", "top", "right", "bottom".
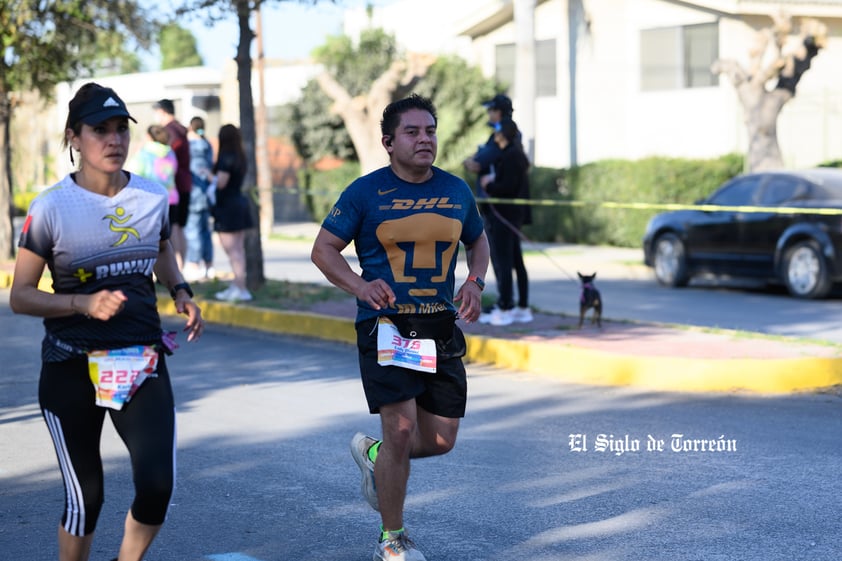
{"left": 2, "top": 290, "right": 841, "bottom": 561}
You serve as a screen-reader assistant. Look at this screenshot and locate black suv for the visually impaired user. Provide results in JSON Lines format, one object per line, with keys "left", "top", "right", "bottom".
{"left": 642, "top": 168, "right": 842, "bottom": 298}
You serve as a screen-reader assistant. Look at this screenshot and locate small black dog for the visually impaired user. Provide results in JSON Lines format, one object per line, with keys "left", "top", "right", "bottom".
{"left": 577, "top": 272, "right": 602, "bottom": 329}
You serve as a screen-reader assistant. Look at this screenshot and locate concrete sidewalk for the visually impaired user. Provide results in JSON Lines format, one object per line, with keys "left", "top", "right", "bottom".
{"left": 4, "top": 222, "right": 842, "bottom": 394}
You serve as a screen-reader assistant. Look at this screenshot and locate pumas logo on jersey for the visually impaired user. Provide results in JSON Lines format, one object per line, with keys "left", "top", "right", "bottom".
{"left": 103, "top": 206, "right": 140, "bottom": 246}
{"left": 379, "top": 197, "right": 460, "bottom": 211}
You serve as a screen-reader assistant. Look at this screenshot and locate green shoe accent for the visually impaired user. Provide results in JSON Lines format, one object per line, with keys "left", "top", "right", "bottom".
{"left": 368, "top": 440, "right": 382, "bottom": 463}
{"left": 380, "top": 525, "right": 405, "bottom": 542}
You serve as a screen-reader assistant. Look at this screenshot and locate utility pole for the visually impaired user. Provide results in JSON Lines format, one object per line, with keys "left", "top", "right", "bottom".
{"left": 568, "top": 0, "right": 585, "bottom": 167}
{"left": 514, "top": 0, "right": 536, "bottom": 161}
{"left": 254, "top": 5, "right": 274, "bottom": 238}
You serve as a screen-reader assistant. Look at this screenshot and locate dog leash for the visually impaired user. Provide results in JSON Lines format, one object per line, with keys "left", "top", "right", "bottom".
{"left": 483, "top": 201, "right": 581, "bottom": 287}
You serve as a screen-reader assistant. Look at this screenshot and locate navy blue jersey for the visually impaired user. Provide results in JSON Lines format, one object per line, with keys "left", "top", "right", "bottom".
{"left": 19, "top": 172, "right": 170, "bottom": 360}
{"left": 322, "top": 166, "right": 484, "bottom": 323}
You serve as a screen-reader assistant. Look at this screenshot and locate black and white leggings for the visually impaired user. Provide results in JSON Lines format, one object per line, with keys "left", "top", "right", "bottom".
{"left": 39, "top": 354, "right": 176, "bottom": 537}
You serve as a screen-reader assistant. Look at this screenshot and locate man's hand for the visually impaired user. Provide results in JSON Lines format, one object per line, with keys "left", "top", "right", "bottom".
{"left": 454, "top": 281, "right": 483, "bottom": 323}
{"left": 357, "top": 278, "right": 397, "bottom": 311}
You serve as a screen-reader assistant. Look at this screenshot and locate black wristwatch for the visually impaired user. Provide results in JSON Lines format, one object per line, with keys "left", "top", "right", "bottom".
{"left": 170, "top": 282, "right": 194, "bottom": 299}
{"left": 467, "top": 275, "right": 485, "bottom": 291}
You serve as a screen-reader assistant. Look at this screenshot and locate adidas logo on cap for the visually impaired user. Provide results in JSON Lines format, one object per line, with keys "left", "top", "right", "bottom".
{"left": 103, "top": 97, "right": 121, "bottom": 108}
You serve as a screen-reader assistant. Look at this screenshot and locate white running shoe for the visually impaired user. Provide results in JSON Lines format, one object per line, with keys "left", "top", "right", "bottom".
{"left": 511, "top": 307, "right": 534, "bottom": 323}
{"left": 489, "top": 308, "right": 514, "bottom": 326}
{"left": 215, "top": 285, "right": 252, "bottom": 302}
{"left": 374, "top": 530, "right": 426, "bottom": 561}
{"left": 215, "top": 285, "right": 237, "bottom": 301}
{"left": 350, "top": 432, "right": 379, "bottom": 511}
{"left": 234, "top": 287, "right": 253, "bottom": 301}
{"left": 478, "top": 306, "right": 498, "bottom": 324}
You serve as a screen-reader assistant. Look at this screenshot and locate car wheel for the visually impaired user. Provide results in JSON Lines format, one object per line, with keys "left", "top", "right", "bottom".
{"left": 782, "top": 240, "right": 832, "bottom": 299}
{"left": 653, "top": 233, "right": 689, "bottom": 287}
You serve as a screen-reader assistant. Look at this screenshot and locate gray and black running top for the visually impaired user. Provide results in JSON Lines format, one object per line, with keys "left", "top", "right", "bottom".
{"left": 19, "top": 172, "right": 171, "bottom": 361}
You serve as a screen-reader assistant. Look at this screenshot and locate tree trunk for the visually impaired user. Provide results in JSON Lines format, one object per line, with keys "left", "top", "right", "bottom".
{"left": 741, "top": 87, "right": 790, "bottom": 172}
{"left": 0, "top": 92, "right": 13, "bottom": 260}
{"left": 236, "top": 3, "right": 265, "bottom": 290}
{"left": 317, "top": 54, "right": 433, "bottom": 175}
{"left": 316, "top": 70, "right": 391, "bottom": 175}
{"left": 711, "top": 16, "right": 826, "bottom": 173}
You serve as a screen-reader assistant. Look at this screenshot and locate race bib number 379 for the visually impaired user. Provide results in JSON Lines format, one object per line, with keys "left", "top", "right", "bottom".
{"left": 376, "top": 317, "right": 437, "bottom": 373}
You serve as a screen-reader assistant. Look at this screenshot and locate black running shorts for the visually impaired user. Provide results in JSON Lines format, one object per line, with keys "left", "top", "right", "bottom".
{"left": 355, "top": 318, "right": 467, "bottom": 418}
{"left": 169, "top": 196, "right": 189, "bottom": 228}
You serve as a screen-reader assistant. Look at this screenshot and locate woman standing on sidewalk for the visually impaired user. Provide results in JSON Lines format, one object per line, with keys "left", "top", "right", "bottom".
{"left": 211, "top": 124, "right": 253, "bottom": 302}
{"left": 479, "top": 118, "right": 532, "bottom": 326}
{"left": 9, "top": 82, "right": 204, "bottom": 561}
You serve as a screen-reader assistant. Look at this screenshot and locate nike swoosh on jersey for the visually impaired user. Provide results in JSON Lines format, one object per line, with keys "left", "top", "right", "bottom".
{"left": 378, "top": 188, "right": 398, "bottom": 196}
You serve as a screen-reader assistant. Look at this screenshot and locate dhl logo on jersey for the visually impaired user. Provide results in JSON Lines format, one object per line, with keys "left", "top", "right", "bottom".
{"left": 379, "top": 197, "right": 462, "bottom": 211}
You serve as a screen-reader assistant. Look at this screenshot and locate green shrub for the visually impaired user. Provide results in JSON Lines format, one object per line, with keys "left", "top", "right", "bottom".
{"left": 522, "top": 153, "right": 744, "bottom": 247}
{"left": 299, "top": 153, "right": 745, "bottom": 248}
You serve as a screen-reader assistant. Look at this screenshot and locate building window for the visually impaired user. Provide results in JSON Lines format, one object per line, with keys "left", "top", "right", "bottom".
{"left": 641, "top": 22, "right": 719, "bottom": 91}
{"left": 495, "top": 39, "right": 557, "bottom": 97}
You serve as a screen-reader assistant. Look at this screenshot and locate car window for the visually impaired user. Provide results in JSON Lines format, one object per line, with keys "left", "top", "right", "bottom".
{"left": 759, "top": 176, "right": 807, "bottom": 206}
{"left": 709, "top": 177, "right": 761, "bottom": 206}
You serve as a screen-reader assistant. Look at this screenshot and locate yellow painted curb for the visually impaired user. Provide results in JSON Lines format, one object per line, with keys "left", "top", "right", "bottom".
{"left": 157, "top": 296, "right": 356, "bottom": 345}
{"left": 463, "top": 335, "right": 842, "bottom": 394}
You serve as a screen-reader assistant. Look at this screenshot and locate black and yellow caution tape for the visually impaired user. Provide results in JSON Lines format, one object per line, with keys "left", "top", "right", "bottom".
{"left": 244, "top": 185, "right": 842, "bottom": 216}
{"left": 477, "top": 197, "right": 842, "bottom": 215}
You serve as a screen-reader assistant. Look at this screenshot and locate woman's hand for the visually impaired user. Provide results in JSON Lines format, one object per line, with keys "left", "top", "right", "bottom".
{"left": 174, "top": 294, "right": 204, "bottom": 342}
{"left": 76, "top": 290, "right": 128, "bottom": 321}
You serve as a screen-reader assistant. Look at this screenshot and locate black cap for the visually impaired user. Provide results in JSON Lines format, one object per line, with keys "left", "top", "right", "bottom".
{"left": 482, "top": 94, "right": 513, "bottom": 114}
{"left": 153, "top": 99, "right": 175, "bottom": 115}
{"left": 69, "top": 87, "right": 136, "bottom": 126}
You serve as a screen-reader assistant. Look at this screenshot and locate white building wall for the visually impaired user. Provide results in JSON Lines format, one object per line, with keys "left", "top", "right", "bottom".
{"left": 624, "top": 0, "right": 739, "bottom": 162}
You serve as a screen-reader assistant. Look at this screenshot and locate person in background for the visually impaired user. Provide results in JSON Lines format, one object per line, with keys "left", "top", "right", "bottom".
{"left": 311, "top": 94, "right": 489, "bottom": 561}
{"left": 9, "top": 82, "right": 203, "bottom": 561}
{"left": 479, "top": 118, "right": 532, "bottom": 326}
{"left": 462, "top": 94, "right": 513, "bottom": 194}
{"left": 212, "top": 124, "right": 253, "bottom": 302}
{"left": 462, "top": 94, "right": 520, "bottom": 321}
{"left": 153, "top": 99, "right": 191, "bottom": 269}
{"left": 183, "top": 116, "right": 215, "bottom": 282}
{"left": 126, "top": 125, "right": 178, "bottom": 209}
